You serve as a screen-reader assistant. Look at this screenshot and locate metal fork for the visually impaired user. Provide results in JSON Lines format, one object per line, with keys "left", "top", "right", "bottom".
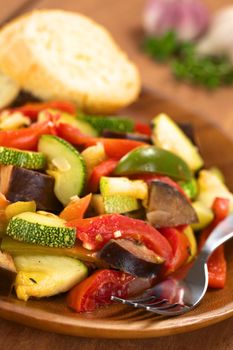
{"left": 112, "top": 214, "right": 233, "bottom": 316}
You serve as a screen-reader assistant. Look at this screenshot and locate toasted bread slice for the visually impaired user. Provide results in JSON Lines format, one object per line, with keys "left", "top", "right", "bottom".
{"left": 0, "top": 10, "right": 140, "bottom": 113}
{"left": 0, "top": 70, "right": 19, "bottom": 109}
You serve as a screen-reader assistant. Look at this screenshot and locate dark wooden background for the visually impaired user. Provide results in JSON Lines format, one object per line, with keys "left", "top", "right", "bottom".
{"left": 0, "top": 1, "right": 233, "bottom": 349}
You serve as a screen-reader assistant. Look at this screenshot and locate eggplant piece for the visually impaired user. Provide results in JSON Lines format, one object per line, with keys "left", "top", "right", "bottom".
{"left": 0, "top": 251, "right": 17, "bottom": 296}
{"left": 150, "top": 120, "right": 197, "bottom": 146}
{"left": 0, "top": 165, "right": 62, "bottom": 212}
{"left": 98, "top": 239, "right": 164, "bottom": 278}
{"left": 102, "top": 130, "right": 152, "bottom": 143}
{"left": 146, "top": 180, "right": 198, "bottom": 228}
{"left": 177, "top": 123, "right": 197, "bottom": 146}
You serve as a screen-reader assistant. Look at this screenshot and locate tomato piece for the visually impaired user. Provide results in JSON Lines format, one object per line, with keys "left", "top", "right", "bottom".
{"left": 207, "top": 246, "right": 226, "bottom": 288}
{"left": 134, "top": 122, "right": 151, "bottom": 136}
{"left": 67, "top": 214, "right": 173, "bottom": 267}
{"left": 12, "top": 101, "right": 76, "bottom": 120}
{"left": 57, "top": 123, "right": 145, "bottom": 159}
{"left": 199, "top": 197, "right": 230, "bottom": 289}
{"left": 59, "top": 194, "right": 92, "bottom": 221}
{"left": 211, "top": 197, "right": 229, "bottom": 222}
{"left": 67, "top": 269, "right": 134, "bottom": 312}
{"left": 159, "top": 227, "right": 191, "bottom": 273}
{"left": 0, "top": 121, "right": 56, "bottom": 150}
{"left": 88, "top": 159, "right": 118, "bottom": 193}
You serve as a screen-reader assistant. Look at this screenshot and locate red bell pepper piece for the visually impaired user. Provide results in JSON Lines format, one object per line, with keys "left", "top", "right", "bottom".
{"left": 59, "top": 194, "right": 92, "bottom": 221}
{"left": 0, "top": 120, "right": 56, "bottom": 150}
{"left": 134, "top": 121, "right": 151, "bottom": 136}
{"left": 12, "top": 101, "right": 76, "bottom": 120}
{"left": 159, "top": 227, "right": 191, "bottom": 273}
{"left": 88, "top": 159, "right": 118, "bottom": 193}
{"left": 199, "top": 197, "right": 230, "bottom": 289}
{"left": 57, "top": 123, "right": 145, "bottom": 159}
{"left": 67, "top": 269, "right": 134, "bottom": 312}
{"left": 67, "top": 214, "right": 173, "bottom": 268}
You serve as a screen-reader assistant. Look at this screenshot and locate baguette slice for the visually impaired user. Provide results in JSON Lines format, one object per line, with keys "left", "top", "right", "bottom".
{"left": 0, "top": 10, "right": 140, "bottom": 113}
{"left": 0, "top": 70, "right": 19, "bottom": 109}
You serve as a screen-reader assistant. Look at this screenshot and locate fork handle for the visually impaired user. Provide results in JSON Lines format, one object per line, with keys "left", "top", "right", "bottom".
{"left": 199, "top": 213, "right": 233, "bottom": 261}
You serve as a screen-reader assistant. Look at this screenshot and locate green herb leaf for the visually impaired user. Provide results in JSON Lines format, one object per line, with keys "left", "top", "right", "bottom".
{"left": 143, "top": 32, "right": 233, "bottom": 89}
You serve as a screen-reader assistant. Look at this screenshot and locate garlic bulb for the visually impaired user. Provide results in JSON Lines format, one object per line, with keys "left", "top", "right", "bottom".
{"left": 197, "top": 6, "right": 233, "bottom": 64}
{"left": 143, "top": 0, "right": 209, "bottom": 41}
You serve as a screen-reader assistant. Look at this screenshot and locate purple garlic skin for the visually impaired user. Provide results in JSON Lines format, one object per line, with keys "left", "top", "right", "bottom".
{"left": 143, "top": 0, "right": 210, "bottom": 41}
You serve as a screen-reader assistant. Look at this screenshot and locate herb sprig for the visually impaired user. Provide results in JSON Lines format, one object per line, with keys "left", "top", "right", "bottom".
{"left": 143, "top": 32, "right": 233, "bottom": 89}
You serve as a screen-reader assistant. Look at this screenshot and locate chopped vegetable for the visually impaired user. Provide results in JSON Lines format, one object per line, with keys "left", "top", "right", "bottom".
{"left": 67, "top": 214, "right": 173, "bottom": 268}
{"left": 199, "top": 198, "right": 230, "bottom": 288}
{"left": 5, "top": 201, "right": 36, "bottom": 220}
{"left": 7, "top": 212, "right": 76, "bottom": 248}
{"left": 100, "top": 177, "right": 148, "bottom": 200}
{"left": 197, "top": 170, "right": 233, "bottom": 212}
{"left": 78, "top": 113, "right": 134, "bottom": 134}
{"left": 38, "top": 135, "right": 86, "bottom": 206}
{"left": 38, "top": 109, "right": 97, "bottom": 136}
{"left": 179, "top": 178, "right": 198, "bottom": 200}
{"left": 103, "top": 195, "right": 140, "bottom": 214}
{"left": 183, "top": 226, "right": 197, "bottom": 263}
{"left": 98, "top": 239, "right": 164, "bottom": 278}
{"left": 67, "top": 269, "right": 134, "bottom": 312}
{"left": 56, "top": 123, "right": 146, "bottom": 159}
{"left": 152, "top": 114, "right": 203, "bottom": 172}
{"left": 159, "top": 227, "right": 191, "bottom": 273}
{"left": 14, "top": 255, "right": 87, "bottom": 301}
{"left": 114, "top": 146, "right": 192, "bottom": 181}
{"left": 88, "top": 159, "right": 118, "bottom": 193}
{"left": 81, "top": 143, "right": 106, "bottom": 179}
{"left": 191, "top": 201, "right": 214, "bottom": 231}
{"left": 1, "top": 236, "right": 106, "bottom": 267}
{"left": 146, "top": 180, "right": 198, "bottom": 228}
{"left": 0, "top": 146, "right": 46, "bottom": 170}
{"left": 0, "top": 166, "right": 62, "bottom": 212}
{"left": 59, "top": 194, "right": 92, "bottom": 221}
{"left": 12, "top": 101, "right": 76, "bottom": 120}
{"left": 0, "top": 120, "right": 56, "bottom": 151}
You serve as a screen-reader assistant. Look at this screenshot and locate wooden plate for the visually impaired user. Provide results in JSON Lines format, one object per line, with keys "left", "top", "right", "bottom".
{"left": 0, "top": 91, "right": 233, "bottom": 339}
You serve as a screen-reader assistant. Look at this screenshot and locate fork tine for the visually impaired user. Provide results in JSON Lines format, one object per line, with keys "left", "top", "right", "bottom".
{"left": 121, "top": 295, "right": 155, "bottom": 303}
{"left": 111, "top": 296, "right": 168, "bottom": 309}
{"left": 152, "top": 302, "right": 180, "bottom": 311}
{"left": 147, "top": 304, "right": 190, "bottom": 316}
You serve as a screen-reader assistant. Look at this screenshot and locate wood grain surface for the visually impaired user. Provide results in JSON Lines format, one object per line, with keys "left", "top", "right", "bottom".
{"left": 0, "top": 0, "right": 233, "bottom": 349}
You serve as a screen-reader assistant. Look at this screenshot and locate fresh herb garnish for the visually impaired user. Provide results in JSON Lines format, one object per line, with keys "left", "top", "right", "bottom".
{"left": 143, "top": 32, "right": 233, "bottom": 89}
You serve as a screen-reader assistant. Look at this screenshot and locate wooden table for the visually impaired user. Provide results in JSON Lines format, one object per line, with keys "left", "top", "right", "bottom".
{"left": 1, "top": 0, "right": 233, "bottom": 349}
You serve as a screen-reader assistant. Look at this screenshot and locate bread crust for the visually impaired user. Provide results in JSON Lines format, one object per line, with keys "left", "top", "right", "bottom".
{"left": 0, "top": 10, "right": 141, "bottom": 113}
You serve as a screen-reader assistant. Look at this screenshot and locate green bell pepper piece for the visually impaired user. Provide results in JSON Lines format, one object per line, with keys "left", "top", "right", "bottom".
{"left": 114, "top": 146, "right": 192, "bottom": 181}
{"left": 179, "top": 178, "right": 198, "bottom": 200}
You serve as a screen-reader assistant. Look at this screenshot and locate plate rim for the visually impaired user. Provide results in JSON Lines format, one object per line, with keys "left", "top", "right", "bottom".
{"left": 1, "top": 91, "right": 233, "bottom": 338}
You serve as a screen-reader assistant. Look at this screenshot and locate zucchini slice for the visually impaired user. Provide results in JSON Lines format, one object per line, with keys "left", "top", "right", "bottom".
{"left": 38, "top": 135, "right": 86, "bottom": 206}
{"left": 14, "top": 255, "right": 87, "bottom": 301}
{"left": 152, "top": 114, "right": 204, "bottom": 172}
{"left": 0, "top": 147, "right": 46, "bottom": 170}
{"left": 6, "top": 212, "right": 76, "bottom": 248}
{"left": 100, "top": 176, "right": 148, "bottom": 200}
{"left": 78, "top": 114, "right": 134, "bottom": 134}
